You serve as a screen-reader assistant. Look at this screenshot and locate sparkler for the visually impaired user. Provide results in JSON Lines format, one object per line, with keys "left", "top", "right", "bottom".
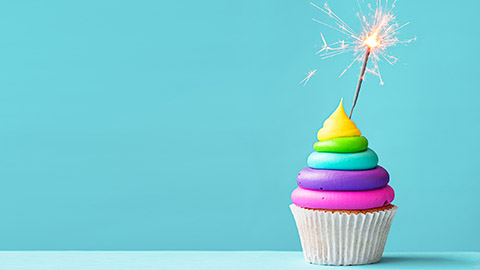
{"left": 302, "top": 0, "right": 415, "bottom": 118}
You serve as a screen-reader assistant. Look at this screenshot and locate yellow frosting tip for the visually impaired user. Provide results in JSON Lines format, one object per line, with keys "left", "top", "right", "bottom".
{"left": 332, "top": 98, "right": 347, "bottom": 118}
{"left": 317, "top": 98, "right": 361, "bottom": 141}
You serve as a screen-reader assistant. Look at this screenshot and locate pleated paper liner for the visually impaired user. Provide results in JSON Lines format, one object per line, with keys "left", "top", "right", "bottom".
{"left": 290, "top": 204, "right": 398, "bottom": 265}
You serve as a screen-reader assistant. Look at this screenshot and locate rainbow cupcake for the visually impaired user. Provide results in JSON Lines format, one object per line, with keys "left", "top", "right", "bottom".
{"left": 290, "top": 99, "right": 398, "bottom": 265}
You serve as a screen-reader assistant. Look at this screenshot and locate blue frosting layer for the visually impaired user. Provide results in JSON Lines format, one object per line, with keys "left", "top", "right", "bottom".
{"left": 307, "top": 148, "right": 378, "bottom": 170}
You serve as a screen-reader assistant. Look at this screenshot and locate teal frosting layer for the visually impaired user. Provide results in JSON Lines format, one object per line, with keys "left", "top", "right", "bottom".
{"left": 307, "top": 148, "right": 378, "bottom": 170}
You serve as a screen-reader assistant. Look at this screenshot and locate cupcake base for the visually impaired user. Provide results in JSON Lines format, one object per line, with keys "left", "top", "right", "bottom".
{"left": 290, "top": 204, "right": 398, "bottom": 265}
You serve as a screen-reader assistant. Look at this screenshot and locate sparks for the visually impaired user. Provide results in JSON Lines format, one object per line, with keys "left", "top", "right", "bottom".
{"left": 305, "top": 0, "right": 415, "bottom": 116}
{"left": 309, "top": 0, "right": 414, "bottom": 83}
{"left": 300, "top": 69, "right": 318, "bottom": 86}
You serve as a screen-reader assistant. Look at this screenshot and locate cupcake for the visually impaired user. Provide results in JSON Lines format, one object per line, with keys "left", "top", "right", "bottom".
{"left": 290, "top": 99, "right": 398, "bottom": 265}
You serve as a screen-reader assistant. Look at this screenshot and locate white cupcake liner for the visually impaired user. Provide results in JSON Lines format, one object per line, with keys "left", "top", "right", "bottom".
{"left": 290, "top": 204, "right": 398, "bottom": 265}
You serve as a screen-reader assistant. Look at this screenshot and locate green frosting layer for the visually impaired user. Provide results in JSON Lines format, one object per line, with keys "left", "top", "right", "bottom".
{"left": 313, "top": 136, "right": 368, "bottom": 153}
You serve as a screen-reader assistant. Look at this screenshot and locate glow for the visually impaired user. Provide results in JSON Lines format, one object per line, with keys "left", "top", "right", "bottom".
{"left": 364, "top": 29, "right": 380, "bottom": 48}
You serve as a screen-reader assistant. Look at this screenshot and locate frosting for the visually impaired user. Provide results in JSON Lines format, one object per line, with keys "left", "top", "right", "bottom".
{"left": 317, "top": 99, "right": 361, "bottom": 141}
{"left": 297, "top": 166, "right": 389, "bottom": 191}
{"left": 291, "top": 185, "right": 395, "bottom": 210}
{"left": 291, "top": 98, "right": 395, "bottom": 210}
{"left": 313, "top": 136, "right": 368, "bottom": 153}
{"left": 307, "top": 148, "right": 378, "bottom": 170}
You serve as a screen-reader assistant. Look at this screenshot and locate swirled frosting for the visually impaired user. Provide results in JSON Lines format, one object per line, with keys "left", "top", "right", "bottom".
{"left": 317, "top": 99, "right": 361, "bottom": 141}
{"left": 291, "top": 98, "right": 395, "bottom": 210}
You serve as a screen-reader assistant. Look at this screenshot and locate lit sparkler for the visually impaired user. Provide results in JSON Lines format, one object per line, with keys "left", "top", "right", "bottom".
{"left": 303, "top": 0, "right": 415, "bottom": 118}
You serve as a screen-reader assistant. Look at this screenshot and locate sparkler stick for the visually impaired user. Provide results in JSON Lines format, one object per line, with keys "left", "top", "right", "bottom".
{"left": 349, "top": 47, "right": 371, "bottom": 119}
{"left": 349, "top": 22, "right": 382, "bottom": 118}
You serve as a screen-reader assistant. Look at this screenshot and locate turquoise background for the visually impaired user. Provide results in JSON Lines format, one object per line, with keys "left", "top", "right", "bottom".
{"left": 0, "top": 0, "right": 478, "bottom": 251}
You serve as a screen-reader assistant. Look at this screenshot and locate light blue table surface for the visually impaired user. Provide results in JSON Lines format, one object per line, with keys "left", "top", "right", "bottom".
{"left": 0, "top": 251, "right": 477, "bottom": 270}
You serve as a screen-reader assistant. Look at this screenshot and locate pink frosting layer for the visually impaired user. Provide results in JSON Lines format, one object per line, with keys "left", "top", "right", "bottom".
{"left": 291, "top": 185, "right": 395, "bottom": 210}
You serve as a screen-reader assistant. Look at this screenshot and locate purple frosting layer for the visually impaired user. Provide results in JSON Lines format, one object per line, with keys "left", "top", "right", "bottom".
{"left": 297, "top": 166, "right": 389, "bottom": 191}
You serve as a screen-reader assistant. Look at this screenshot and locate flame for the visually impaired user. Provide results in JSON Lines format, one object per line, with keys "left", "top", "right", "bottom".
{"left": 364, "top": 28, "right": 381, "bottom": 48}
